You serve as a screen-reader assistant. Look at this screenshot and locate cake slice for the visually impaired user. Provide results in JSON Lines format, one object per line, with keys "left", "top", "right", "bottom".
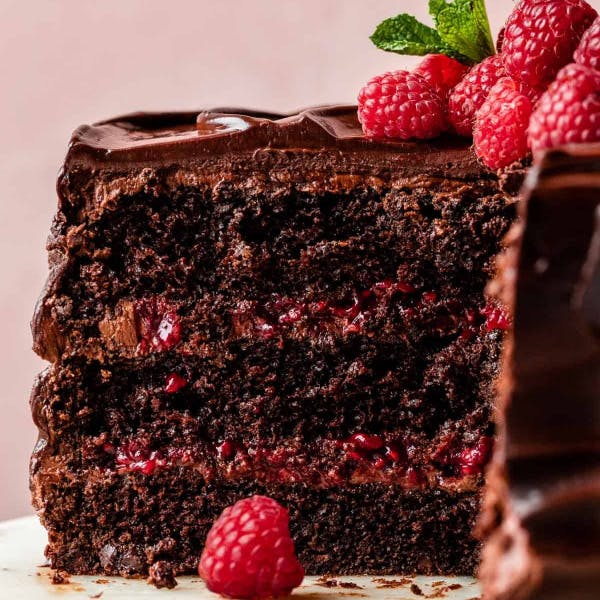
{"left": 480, "top": 145, "right": 600, "bottom": 599}
{"left": 31, "top": 106, "right": 517, "bottom": 576}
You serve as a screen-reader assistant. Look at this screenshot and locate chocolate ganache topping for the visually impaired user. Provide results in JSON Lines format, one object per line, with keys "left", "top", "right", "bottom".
{"left": 63, "top": 105, "right": 494, "bottom": 181}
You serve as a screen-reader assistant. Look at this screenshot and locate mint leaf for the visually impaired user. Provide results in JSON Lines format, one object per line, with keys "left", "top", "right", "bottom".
{"left": 370, "top": 14, "right": 462, "bottom": 59}
{"left": 428, "top": 0, "right": 447, "bottom": 25}
{"left": 371, "top": 2, "right": 495, "bottom": 65}
{"left": 429, "top": 0, "right": 495, "bottom": 63}
{"left": 472, "top": 0, "right": 495, "bottom": 55}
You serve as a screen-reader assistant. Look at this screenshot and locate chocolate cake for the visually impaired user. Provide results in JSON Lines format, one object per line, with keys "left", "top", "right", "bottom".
{"left": 480, "top": 145, "right": 600, "bottom": 599}
{"left": 30, "top": 106, "right": 518, "bottom": 577}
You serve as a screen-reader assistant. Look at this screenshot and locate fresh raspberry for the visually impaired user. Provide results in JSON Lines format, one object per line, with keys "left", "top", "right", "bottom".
{"left": 413, "top": 54, "right": 469, "bottom": 98}
{"left": 357, "top": 70, "right": 447, "bottom": 140}
{"left": 199, "top": 496, "right": 304, "bottom": 599}
{"left": 474, "top": 78, "right": 533, "bottom": 169}
{"left": 575, "top": 16, "right": 600, "bottom": 71}
{"left": 447, "top": 55, "right": 506, "bottom": 137}
{"left": 502, "top": 0, "right": 598, "bottom": 88}
{"left": 528, "top": 63, "right": 600, "bottom": 152}
{"left": 520, "top": 84, "right": 544, "bottom": 107}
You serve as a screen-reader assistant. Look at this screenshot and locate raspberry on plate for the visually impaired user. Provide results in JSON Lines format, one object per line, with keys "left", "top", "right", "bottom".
{"left": 198, "top": 495, "right": 304, "bottom": 599}
{"left": 575, "top": 16, "right": 600, "bottom": 71}
{"left": 447, "top": 55, "right": 506, "bottom": 137}
{"left": 357, "top": 70, "right": 447, "bottom": 140}
{"left": 502, "top": 0, "right": 598, "bottom": 88}
{"left": 474, "top": 78, "right": 534, "bottom": 169}
{"left": 529, "top": 63, "right": 600, "bottom": 152}
{"left": 414, "top": 54, "right": 469, "bottom": 99}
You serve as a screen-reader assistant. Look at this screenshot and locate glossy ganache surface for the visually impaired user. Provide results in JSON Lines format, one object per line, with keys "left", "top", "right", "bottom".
{"left": 66, "top": 105, "right": 489, "bottom": 174}
{"left": 481, "top": 144, "right": 600, "bottom": 600}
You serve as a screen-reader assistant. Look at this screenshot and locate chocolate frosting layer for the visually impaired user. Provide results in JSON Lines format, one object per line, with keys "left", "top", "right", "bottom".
{"left": 481, "top": 144, "right": 600, "bottom": 600}
{"left": 63, "top": 105, "right": 489, "bottom": 179}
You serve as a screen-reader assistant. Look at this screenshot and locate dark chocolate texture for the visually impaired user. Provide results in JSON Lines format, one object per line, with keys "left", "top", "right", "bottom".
{"left": 31, "top": 106, "right": 518, "bottom": 577}
{"left": 480, "top": 145, "right": 600, "bottom": 600}
{"left": 32, "top": 468, "right": 481, "bottom": 577}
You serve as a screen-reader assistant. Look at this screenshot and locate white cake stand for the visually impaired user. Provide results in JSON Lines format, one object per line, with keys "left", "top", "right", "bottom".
{"left": 0, "top": 516, "right": 480, "bottom": 599}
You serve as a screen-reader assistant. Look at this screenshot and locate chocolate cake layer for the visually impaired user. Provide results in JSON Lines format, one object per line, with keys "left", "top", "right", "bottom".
{"left": 34, "top": 108, "right": 516, "bottom": 363}
{"left": 31, "top": 332, "right": 498, "bottom": 488}
{"left": 480, "top": 145, "right": 600, "bottom": 600}
{"left": 31, "top": 106, "right": 519, "bottom": 578}
{"left": 31, "top": 466, "right": 481, "bottom": 577}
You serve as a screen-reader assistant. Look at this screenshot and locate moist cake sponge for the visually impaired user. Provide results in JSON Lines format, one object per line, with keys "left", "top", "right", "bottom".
{"left": 31, "top": 106, "right": 518, "bottom": 576}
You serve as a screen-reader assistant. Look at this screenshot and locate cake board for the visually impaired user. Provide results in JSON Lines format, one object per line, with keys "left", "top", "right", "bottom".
{"left": 0, "top": 516, "right": 480, "bottom": 599}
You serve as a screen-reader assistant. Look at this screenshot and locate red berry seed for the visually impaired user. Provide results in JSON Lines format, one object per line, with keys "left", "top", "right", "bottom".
{"left": 481, "top": 304, "right": 511, "bottom": 332}
{"left": 217, "top": 440, "right": 238, "bottom": 461}
{"left": 459, "top": 437, "right": 494, "bottom": 475}
{"left": 115, "top": 441, "right": 166, "bottom": 476}
{"left": 135, "top": 298, "right": 182, "bottom": 353}
{"left": 349, "top": 432, "right": 385, "bottom": 452}
{"left": 165, "top": 372, "right": 187, "bottom": 393}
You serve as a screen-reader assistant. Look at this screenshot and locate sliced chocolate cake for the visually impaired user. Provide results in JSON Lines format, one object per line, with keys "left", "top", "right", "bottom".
{"left": 31, "top": 106, "right": 518, "bottom": 576}
{"left": 480, "top": 145, "right": 600, "bottom": 599}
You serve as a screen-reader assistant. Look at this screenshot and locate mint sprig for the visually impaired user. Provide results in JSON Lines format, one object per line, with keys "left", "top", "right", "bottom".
{"left": 370, "top": 15, "right": 459, "bottom": 59}
{"left": 370, "top": 0, "right": 495, "bottom": 65}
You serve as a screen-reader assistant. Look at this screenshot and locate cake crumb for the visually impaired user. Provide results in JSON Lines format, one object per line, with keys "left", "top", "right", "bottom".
{"left": 95, "top": 579, "right": 109, "bottom": 584}
{"left": 316, "top": 576, "right": 363, "bottom": 589}
{"left": 339, "top": 582, "right": 363, "bottom": 589}
{"left": 411, "top": 582, "right": 423, "bottom": 596}
{"left": 372, "top": 577, "right": 413, "bottom": 588}
{"left": 423, "top": 581, "right": 464, "bottom": 598}
{"left": 147, "top": 560, "right": 178, "bottom": 589}
{"left": 51, "top": 570, "right": 70, "bottom": 585}
{"left": 89, "top": 593, "right": 103, "bottom": 599}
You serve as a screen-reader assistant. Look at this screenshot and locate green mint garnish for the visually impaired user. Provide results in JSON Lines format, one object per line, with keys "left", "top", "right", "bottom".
{"left": 370, "top": 0, "right": 495, "bottom": 65}
{"left": 370, "top": 14, "right": 459, "bottom": 59}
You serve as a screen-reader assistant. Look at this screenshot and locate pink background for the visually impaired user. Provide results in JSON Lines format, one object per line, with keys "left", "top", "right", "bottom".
{"left": 1, "top": 0, "right": 597, "bottom": 520}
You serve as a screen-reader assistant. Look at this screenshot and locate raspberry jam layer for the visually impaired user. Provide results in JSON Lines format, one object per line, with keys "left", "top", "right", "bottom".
{"left": 122, "top": 285, "right": 510, "bottom": 356}
{"left": 101, "top": 433, "right": 493, "bottom": 491}
{"left": 232, "top": 282, "right": 509, "bottom": 340}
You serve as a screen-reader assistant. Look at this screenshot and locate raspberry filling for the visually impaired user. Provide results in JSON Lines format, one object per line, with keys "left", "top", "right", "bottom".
{"left": 103, "top": 433, "right": 493, "bottom": 487}
{"left": 135, "top": 298, "right": 182, "bottom": 354}
{"left": 132, "top": 287, "right": 509, "bottom": 350}
{"left": 232, "top": 280, "right": 509, "bottom": 339}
